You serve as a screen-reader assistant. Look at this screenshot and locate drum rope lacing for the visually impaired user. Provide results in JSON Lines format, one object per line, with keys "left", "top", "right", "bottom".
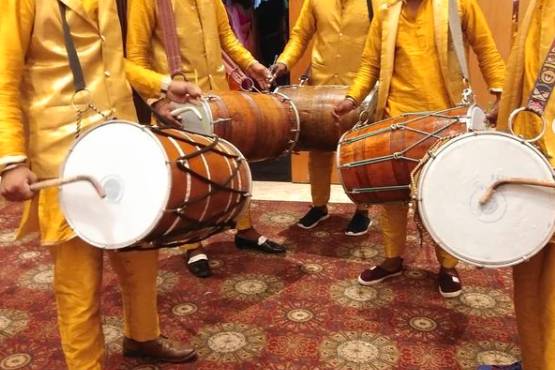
{"left": 146, "top": 127, "right": 251, "bottom": 247}
{"left": 340, "top": 108, "right": 465, "bottom": 172}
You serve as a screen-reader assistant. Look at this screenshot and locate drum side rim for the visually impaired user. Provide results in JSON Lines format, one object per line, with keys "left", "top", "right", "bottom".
{"left": 416, "top": 130, "right": 555, "bottom": 267}
{"left": 59, "top": 120, "right": 172, "bottom": 249}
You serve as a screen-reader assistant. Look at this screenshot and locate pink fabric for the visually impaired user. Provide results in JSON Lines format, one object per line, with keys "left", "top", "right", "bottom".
{"left": 226, "top": 1, "right": 256, "bottom": 54}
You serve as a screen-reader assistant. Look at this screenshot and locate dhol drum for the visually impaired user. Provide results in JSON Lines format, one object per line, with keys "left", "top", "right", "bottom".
{"left": 274, "top": 84, "right": 378, "bottom": 151}
{"left": 171, "top": 91, "right": 300, "bottom": 162}
{"left": 337, "top": 105, "right": 487, "bottom": 204}
{"left": 58, "top": 120, "right": 251, "bottom": 250}
{"left": 413, "top": 131, "right": 555, "bottom": 268}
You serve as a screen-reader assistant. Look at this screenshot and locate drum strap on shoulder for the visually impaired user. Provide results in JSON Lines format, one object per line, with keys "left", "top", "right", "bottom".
{"left": 155, "top": 0, "right": 185, "bottom": 78}
{"left": 447, "top": 0, "right": 471, "bottom": 95}
{"left": 367, "top": 0, "right": 374, "bottom": 21}
{"left": 526, "top": 37, "right": 555, "bottom": 116}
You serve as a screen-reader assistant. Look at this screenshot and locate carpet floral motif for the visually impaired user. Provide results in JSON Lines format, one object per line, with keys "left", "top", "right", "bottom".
{"left": 191, "top": 322, "right": 265, "bottom": 363}
{"left": 221, "top": 273, "right": 284, "bottom": 302}
{"left": 330, "top": 279, "right": 394, "bottom": 310}
{"left": 0, "top": 310, "right": 28, "bottom": 342}
{"left": 0, "top": 199, "right": 519, "bottom": 369}
{"left": 446, "top": 287, "right": 514, "bottom": 318}
{"left": 319, "top": 331, "right": 399, "bottom": 369}
{"left": 456, "top": 340, "right": 521, "bottom": 369}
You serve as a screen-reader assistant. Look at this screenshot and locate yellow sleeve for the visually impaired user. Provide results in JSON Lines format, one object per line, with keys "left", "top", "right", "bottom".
{"left": 215, "top": 0, "right": 257, "bottom": 72}
{"left": 276, "top": 0, "right": 316, "bottom": 69}
{"left": 462, "top": 0, "right": 506, "bottom": 92}
{"left": 347, "top": 17, "right": 381, "bottom": 104}
{"left": 0, "top": 0, "right": 34, "bottom": 166}
{"left": 125, "top": 0, "right": 167, "bottom": 99}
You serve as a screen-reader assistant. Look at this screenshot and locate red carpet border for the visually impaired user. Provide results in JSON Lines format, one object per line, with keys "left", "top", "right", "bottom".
{"left": 0, "top": 198, "right": 518, "bottom": 369}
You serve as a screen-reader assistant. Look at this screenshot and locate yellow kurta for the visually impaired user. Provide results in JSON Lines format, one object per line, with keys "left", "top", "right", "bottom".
{"left": 345, "top": 0, "right": 505, "bottom": 267}
{"left": 348, "top": 0, "right": 505, "bottom": 120}
{"left": 276, "top": 0, "right": 376, "bottom": 207}
{"left": 497, "top": 1, "right": 555, "bottom": 368}
{"left": 0, "top": 2, "right": 162, "bottom": 369}
{"left": 0, "top": 0, "right": 161, "bottom": 245}
{"left": 277, "top": 0, "right": 375, "bottom": 86}
{"left": 126, "top": 0, "right": 256, "bottom": 93}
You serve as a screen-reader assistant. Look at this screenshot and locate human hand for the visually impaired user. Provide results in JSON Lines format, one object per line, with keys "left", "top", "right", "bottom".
{"left": 167, "top": 80, "right": 203, "bottom": 104}
{"left": 269, "top": 62, "right": 288, "bottom": 82}
{"left": 247, "top": 62, "right": 272, "bottom": 91}
{"left": 333, "top": 98, "right": 357, "bottom": 121}
{"left": 152, "top": 98, "right": 182, "bottom": 128}
{"left": 0, "top": 166, "right": 37, "bottom": 202}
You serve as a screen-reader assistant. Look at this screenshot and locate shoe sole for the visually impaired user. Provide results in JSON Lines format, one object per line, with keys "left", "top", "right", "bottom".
{"left": 345, "top": 221, "right": 373, "bottom": 236}
{"left": 297, "top": 214, "right": 330, "bottom": 230}
{"left": 439, "top": 287, "right": 462, "bottom": 298}
{"left": 123, "top": 351, "right": 197, "bottom": 363}
{"left": 357, "top": 270, "right": 403, "bottom": 286}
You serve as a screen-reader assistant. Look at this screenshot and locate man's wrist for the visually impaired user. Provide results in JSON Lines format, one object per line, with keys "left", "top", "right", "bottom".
{"left": 160, "top": 75, "right": 172, "bottom": 93}
{"left": 345, "top": 96, "right": 359, "bottom": 107}
{"left": 0, "top": 156, "right": 27, "bottom": 176}
{"left": 1, "top": 162, "right": 27, "bottom": 176}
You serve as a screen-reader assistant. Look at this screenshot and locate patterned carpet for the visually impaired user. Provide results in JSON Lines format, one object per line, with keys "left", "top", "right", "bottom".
{"left": 0, "top": 197, "right": 519, "bottom": 369}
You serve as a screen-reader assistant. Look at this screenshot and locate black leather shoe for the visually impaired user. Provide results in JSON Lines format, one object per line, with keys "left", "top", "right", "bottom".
{"left": 235, "top": 235, "right": 286, "bottom": 253}
{"left": 185, "top": 253, "right": 212, "bottom": 278}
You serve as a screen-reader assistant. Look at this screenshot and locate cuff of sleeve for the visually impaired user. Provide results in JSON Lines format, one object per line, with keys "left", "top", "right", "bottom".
{"left": 275, "top": 58, "right": 290, "bottom": 70}
{"left": 160, "top": 75, "right": 172, "bottom": 92}
{"left": 0, "top": 155, "right": 27, "bottom": 174}
{"left": 345, "top": 95, "right": 360, "bottom": 106}
{"left": 489, "top": 88, "right": 503, "bottom": 94}
{"left": 245, "top": 60, "right": 258, "bottom": 71}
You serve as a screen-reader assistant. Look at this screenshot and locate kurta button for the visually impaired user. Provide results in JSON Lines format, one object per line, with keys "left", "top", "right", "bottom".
{"left": 104, "top": 71, "right": 111, "bottom": 78}
{"left": 100, "top": 34, "right": 106, "bottom": 42}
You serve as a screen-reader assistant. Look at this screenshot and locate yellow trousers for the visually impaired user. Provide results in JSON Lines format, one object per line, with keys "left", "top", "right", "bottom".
{"left": 513, "top": 242, "right": 555, "bottom": 370}
{"left": 380, "top": 203, "right": 458, "bottom": 268}
{"left": 49, "top": 239, "right": 160, "bottom": 370}
{"left": 180, "top": 204, "right": 253, "bottom": 252}
{"left": 309, "top": 151, "right": 335, "bottom": 207}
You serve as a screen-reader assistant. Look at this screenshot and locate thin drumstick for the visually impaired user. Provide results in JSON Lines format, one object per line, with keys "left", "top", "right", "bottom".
{"left": 480, "top": 177, "right": 555, "bottom": 205}
{"left": 29, "top": 175, "right": 106, "bottom": 198}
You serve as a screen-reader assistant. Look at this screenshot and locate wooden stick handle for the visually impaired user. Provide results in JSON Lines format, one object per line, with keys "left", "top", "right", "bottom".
{"left": 480, "top": 177, "right": 555, "bottom": 205}
{"left": 30, "top": 175, "right": 106, "bottom": 198}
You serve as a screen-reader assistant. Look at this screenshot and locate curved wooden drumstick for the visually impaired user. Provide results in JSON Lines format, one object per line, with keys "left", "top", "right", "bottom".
{"left": 479, "top": 178, "right": 555, "bottom": 205}
{"left": 29, "top": 175, "right": 106, "bottom": 198}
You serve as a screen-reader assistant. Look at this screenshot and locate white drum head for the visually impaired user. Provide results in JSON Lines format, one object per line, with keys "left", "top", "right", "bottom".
{"left": 417, "top": 132, "right": 555, "bottom": 267}
{"left": 172, "top": 100, "right": 213, "bottom": 136}
{"left": 60, "top": 121, "right": 171, "bottom": 249}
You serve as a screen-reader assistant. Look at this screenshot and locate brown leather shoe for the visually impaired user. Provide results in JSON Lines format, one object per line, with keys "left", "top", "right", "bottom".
{"left": 358, "top": 262, "right": 403, "bottom": 286}
{"left": 438, "top": 268, "right": 463, "bottom": 298}
{"left": 123, "top": 336, "right": 197, "bottom": 363}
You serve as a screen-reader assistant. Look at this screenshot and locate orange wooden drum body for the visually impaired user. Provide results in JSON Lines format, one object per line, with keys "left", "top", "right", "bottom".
{"left": 147, "top": 127, "right": 251, "bottom": 246}
{"left": 338, "top": 106, "right": 477, "bottom": 204}
{"left": 275, "top": 85, "right": 365, "bottom": 151}
{"left": 206, "top": 91, "right": 300, "bottom": 162}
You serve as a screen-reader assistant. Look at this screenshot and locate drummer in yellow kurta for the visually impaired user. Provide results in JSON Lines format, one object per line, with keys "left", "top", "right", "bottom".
{"left": 0, "top": 0, "right": 202, "bottom": 368}
{"left": 126, "top": 0, "right": 286, "bottom": 278}
{"left": 334, "top": 0, "right": 505, "bottom": 297}
{"left": 496, "top": 0, "right": 555, "bottom": 368}
{"left": 271, "top": 0, "right": 377, "bottom": 236}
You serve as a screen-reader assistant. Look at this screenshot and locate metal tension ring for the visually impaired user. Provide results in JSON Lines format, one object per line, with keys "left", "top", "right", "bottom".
{"left": 508, "top": 107, "right": 547, "bottom": 143}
